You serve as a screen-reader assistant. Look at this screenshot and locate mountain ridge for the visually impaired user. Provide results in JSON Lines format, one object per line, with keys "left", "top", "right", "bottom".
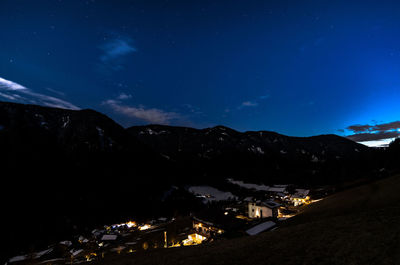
{"left": 0, "top": 101, "right": 383, "bottom": 262}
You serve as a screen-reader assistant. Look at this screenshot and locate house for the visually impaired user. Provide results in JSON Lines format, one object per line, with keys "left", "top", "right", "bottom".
{"left": 181, "top": 217, "right": 224, "bottom": 246}
{"left": 248, "top": 200, "right": 281, "bottom": 219}
{"left": 101, "top": 234, "right": 118, "bottom": 241}
{"left": 182, "top": 233, "right": 207, "bottom": 246}
{"left": 192, "top": 217, "right": 224, "bottom": 238}
{"left": 267, "top": 187, "right": 287, "bottom": 194}
{"left": 290, "top": 189, "right": 310, "bottom": 206}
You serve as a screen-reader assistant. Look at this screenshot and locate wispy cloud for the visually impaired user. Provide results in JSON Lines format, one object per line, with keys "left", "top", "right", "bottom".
{"left": 0, "top": 76, "right": 79, "bottom": 110}
{"left": 259, "top": 95, "right": 270, "bottom": 100}
{"left": 103, "top": 99, "right": 179, "bottom": 124}
{"left": 100, "top": 39, "right": 137, "bottom": 62}
{"left": 98, "top": 37, "right": 137, "bottom": 72}
{"left": 240, "top": 101, "right": 259, "bottom": 107}
{"left": 45, "top": 87, "right": 65, "bottom": 97}
{"left": 236, "top": 94, "right": 270, "bottom": 110}
{"left": 0, "top": 77, "right": 26, "bottom": 90}
{"left": 237, "top": 100, "right": 259, "bottom": 110}
{"left": 117, "top": 92, "right": 132, "bottom": 100}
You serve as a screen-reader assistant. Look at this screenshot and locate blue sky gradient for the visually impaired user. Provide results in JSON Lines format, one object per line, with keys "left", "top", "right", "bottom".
{"left": 1, "top": 0, "right": 400, "bottom": 145}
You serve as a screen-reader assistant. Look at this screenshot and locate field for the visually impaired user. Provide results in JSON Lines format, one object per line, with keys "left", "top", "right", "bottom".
{"left": 94, "top": 174, "right": 400, "bottom": 265}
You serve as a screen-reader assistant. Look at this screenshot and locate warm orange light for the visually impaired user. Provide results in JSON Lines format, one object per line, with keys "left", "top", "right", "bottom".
{"left": 139, "top": 224, "right": 151, "bottom": 231}
{"left": 182, "top": 233, "right": 207, "bottom": 246}
{"left": 126, "top": 221, "right": 136, "bottom": 228}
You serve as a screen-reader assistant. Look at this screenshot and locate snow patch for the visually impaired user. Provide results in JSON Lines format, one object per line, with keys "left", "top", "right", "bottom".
{"left": 227, "top": 179, "right": 270, "bottom": 192}
{"left": 188, "top": 186, "right": 237, "bottom": 203}
{"left": 35, "top": 248, "right": 53, "bottom": 258}
{"left": 9, "top": 255, "right": 29, "bottom": 263}
{"left": 249, "top": 146, "right": 264, "bottom": 154}
{"left": 161, "top": 154, "right": 170, "bottom": 160}
{"left": 227, "top": 179, "right": 287, "bottom": 193}
{"left": 96, "top": 126, "right": 104, "bottom": 137}
{"left": 141, "top": 128, "right": 160, "bottom": 135}
{"left": 60, "top": 240, "right": 72, "bottom": 246}
{"left": 62, "top": 116, "right": 70, "bottom": 128}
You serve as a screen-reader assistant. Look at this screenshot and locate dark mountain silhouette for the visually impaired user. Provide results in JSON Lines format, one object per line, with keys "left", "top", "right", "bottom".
{"left": 0, "top": 101, "right": 386, "bottom": 262}
{"left": 0, "top": 102, "right": 171, "bottom": 261}
{"left": 128, "top": 124, "right": 376, "bottom": 186}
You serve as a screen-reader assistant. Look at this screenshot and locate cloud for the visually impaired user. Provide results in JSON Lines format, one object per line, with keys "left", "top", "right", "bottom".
{"left": 346, "top": 131, "right": 400, "bottom": 142}
{"left": 236, "top": 94, "right": 270, "bottom": 110}
{"left": 0, "top": 77, "right": 26, "bottom": 90}
{"left": 238, "top": 101, "right": 259, "bottom": 109}
{"left": 357, "top": 138, "right": 395, "bottom": 148}
{"left": 100, "top": 38, "right": 137, "bottom": 62}
{"left": 98, "top": 37, "right": 137, "bottom": 72}
{"left": 347, "top": 124, "right": 373, "bottom": 133}
{"left": 0, "top": 92, "right": 19, "bottom": 101}
{"left": 344, "top": 120, "right": 400, "bottom": 147}
{"left": 0, "top": 76, "right": 79, "bottom": 110}
{"left": 373, "top": 121, "right": 400, "bottom": 132}
{"left": 45, "top": 87, "right": 65, "bottom": 97}
{"left": 103, "top": 99, "right": 179, "bottom": 124}
{"left": 347, "top": 121, "right": 400, "bottom": 134}
{"left": 117, "top": 93, "right": 132, "bottom": 100}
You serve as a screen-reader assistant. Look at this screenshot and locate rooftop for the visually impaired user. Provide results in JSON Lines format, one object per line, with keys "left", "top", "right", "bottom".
{"left": 246, "top": 221, "right": 276, "bottom": 236}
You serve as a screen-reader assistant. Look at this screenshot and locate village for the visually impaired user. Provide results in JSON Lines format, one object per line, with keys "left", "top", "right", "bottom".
{"left": 6, "top": 179, "right": 328, "bottom": 265}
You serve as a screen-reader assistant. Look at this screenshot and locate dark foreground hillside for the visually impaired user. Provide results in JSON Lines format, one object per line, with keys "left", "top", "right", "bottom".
{"left": 94, "top": 174, "right": 400, "bottom": 265}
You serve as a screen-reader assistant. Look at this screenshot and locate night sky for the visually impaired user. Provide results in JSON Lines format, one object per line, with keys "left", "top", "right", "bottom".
{"left": 1, "top": 0, "right": 400, "bottom": 146}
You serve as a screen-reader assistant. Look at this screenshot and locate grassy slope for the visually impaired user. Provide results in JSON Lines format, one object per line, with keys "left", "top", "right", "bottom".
{"left": 96, "top": 174, "right": 400, "bottom": 265}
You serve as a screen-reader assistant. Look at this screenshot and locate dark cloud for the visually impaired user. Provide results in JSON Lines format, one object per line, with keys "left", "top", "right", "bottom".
{"left": 346, "top": 124, "right": 373, "bottom": 133}
{"left": 346, "top": 131, "right": 400, "bottom": 142}
{"left": 345, "top": 120, "right": 400, "bottom": 144}
{"left": 347, "top": 121, "right": 400, "bottom": 134}
{"left": 374, "top": 121, "right": 400, "bottom": 132}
